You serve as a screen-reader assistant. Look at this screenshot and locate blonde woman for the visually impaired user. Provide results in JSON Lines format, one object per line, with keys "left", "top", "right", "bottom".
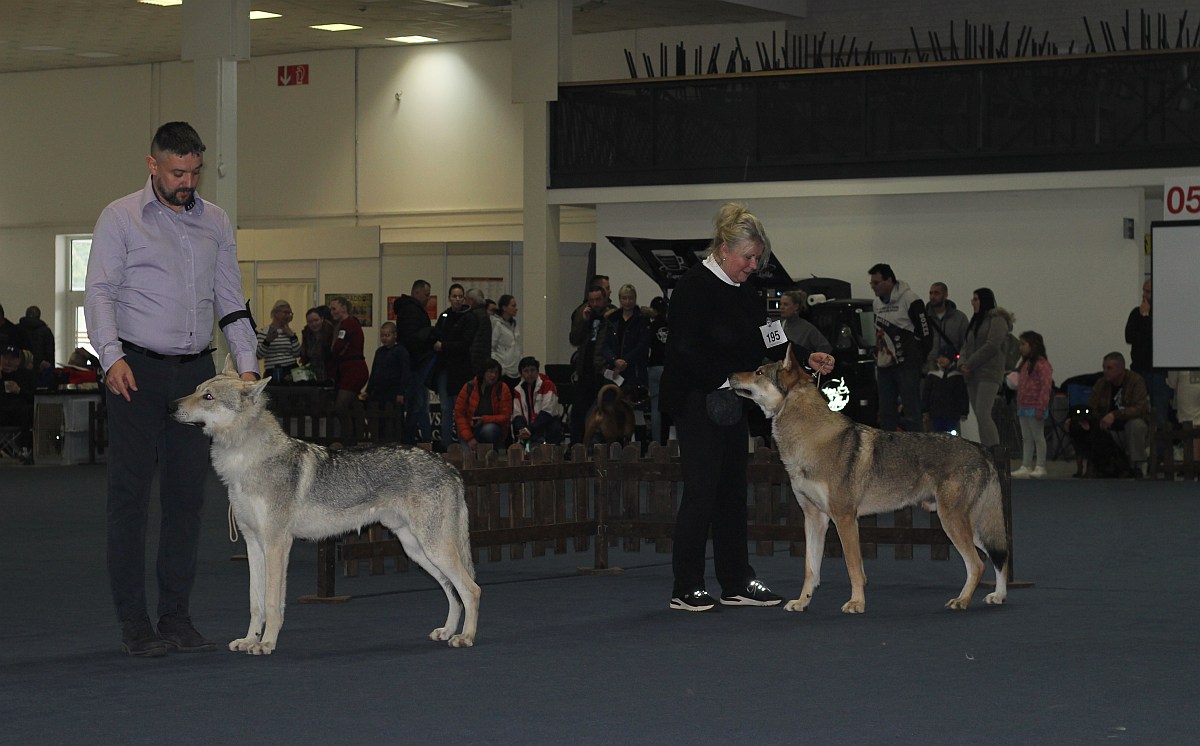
{"left": 661, "top": 202, "right": 834, "bottom": 612}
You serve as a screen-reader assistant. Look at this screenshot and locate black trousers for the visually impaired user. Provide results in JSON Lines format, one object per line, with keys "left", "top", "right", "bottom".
{"left": 671, "top": 389, "right": 755, "bottom": 597}
{"left": 106, "top": 352, "right": 215, "bottom": 624}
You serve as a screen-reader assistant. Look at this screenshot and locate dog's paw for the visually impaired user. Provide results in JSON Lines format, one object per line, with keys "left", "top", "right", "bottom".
{"left": 231, "top": 637, "right": 274, "bottom": 654}
{"left": 944, "top": 597, "right": 971, "bottom": 610}
{"left": 840, "top": 599, "right": 865, "bottom": 614}
{"left": 448, "top": 633, "right": 474, "bottom": 648}
{"left": 247, "top": 640, "right": 275, "bottom": 655}
{"left": 984, "top": 592, "right": 1007, "bottom": 605}
{"left": 429, "top": 627, "right": 453, "bottom": 642}
{"left": 783, "top": 598, "right": 809, "bottom": 613}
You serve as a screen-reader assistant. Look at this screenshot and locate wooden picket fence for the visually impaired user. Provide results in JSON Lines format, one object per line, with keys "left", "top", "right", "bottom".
{"left": 1153, "top": 422, "right": 1200, "bottom": 480}
{"left": 270, "top": 395, "right": 1021, "bottom": 601}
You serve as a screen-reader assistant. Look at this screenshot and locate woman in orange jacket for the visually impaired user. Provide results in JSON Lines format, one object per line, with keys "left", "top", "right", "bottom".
{"left": 454, "top": 358, "right": 513, "bottom": 449}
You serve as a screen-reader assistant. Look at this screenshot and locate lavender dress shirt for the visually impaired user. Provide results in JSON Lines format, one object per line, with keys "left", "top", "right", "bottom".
{"left": 85, "top": 177, "right": 257, "bottom": 374}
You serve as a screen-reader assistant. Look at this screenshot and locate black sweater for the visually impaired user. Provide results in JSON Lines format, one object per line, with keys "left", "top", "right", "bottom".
{"left": 660, "top": 263, "right": 771, "bottom": 416}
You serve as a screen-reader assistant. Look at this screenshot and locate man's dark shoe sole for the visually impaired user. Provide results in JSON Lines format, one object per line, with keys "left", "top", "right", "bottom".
{"left": 159, "top": 636, "right": 217, "bottom": 652}
{"left": 121, "top": 641, "right": 169, "bottom": 658}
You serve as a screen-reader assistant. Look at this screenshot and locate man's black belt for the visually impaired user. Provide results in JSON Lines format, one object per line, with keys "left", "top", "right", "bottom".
{"left": 121, "top": 339, "right": 212, "bottom": 364}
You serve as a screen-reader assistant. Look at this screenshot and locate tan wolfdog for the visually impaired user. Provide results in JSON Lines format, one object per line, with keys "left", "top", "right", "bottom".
{"left": 728, "top": 344, "right": 1009, "bottom": 614}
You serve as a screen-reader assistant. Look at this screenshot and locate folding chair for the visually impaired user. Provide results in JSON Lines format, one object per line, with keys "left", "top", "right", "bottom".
{"left": 0, "top": 426, "right": 25, "bottom": 461}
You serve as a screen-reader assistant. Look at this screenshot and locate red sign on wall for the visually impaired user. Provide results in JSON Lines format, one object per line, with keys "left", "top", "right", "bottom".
{"left": 277, "top": 64, "right": 309, "bottom": 86}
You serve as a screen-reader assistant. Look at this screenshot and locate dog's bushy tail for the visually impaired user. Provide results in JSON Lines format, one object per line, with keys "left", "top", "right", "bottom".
{"left": 973, "top": 473, "right": 1009, "bottom": 571}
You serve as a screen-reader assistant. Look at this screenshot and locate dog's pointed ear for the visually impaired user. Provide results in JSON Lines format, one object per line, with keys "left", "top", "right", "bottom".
{"left": 781, "top": 343, "right": 795, "bottom": 370}
{"left": 222, "top": 355, "right": 239, "bottom": 378}
{"left": 245, "top": 377, "right": 271, "bottom": 400}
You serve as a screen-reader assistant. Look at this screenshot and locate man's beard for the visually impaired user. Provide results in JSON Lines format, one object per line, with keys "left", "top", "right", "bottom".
{"left": 154, "top": 177, "right": 194, "bottom": 207}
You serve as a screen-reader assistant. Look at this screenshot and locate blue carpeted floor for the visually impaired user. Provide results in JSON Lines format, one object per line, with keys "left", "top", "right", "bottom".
{"left": 1, "top": 464, "right": 1196, "bottom": 744}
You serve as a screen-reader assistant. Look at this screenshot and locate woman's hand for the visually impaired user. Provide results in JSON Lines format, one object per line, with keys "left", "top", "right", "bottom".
{"left": 807, "top": 352, "right": 835, "bottom": 375}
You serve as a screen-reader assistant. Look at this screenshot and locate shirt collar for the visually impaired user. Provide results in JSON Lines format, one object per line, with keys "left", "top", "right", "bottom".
{"left": 139, "top": 176, "right": 203, "bottom": 216}
{"left": 703, "top": 254, "right": 738, "bottom": 286}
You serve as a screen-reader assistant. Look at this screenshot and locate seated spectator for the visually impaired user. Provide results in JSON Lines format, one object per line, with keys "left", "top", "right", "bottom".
{"left": 454, "top": 358, "right": 513, "bottom": 450}
{"left": 0, "top": 344, "right": 36, "bottom": 463}
{"left": 256, "top": 300, "right": 301, "bottom": 383}
{"left": 1066, "top": 351, "right": 1150, "bottom": 478}
{"left": 0, "top": 303, "right": 30, "bottom": 355}
{"left": 362, "top": 322, "right": 410, "bottom": 441}
{"left": 511, "top": 356, "right": 563, "bottom": 447}
{"left": 777, "top": 289, "right": 832, "bottom": 354}
{"left": 1167, "top": 369, "right": 1200, "bottom": 464}
{"left": 19, "top": 305, "right": 55, "bottom": 375}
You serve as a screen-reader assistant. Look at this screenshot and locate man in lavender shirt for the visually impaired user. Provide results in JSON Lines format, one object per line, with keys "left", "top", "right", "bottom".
{"left": 86, "top": 122, "right": 259, "bottom": 657}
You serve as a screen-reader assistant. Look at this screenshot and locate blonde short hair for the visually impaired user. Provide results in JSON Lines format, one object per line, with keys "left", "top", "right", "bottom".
{"left": 707, "top": 202, "right": 772, "bottom": 271}
{"left": 617, "top": 284, "right": 637, "bottom": 301}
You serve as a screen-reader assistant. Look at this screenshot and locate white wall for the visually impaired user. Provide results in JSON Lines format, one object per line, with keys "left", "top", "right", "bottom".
{"left": 0, "top": 17, "right": 1182, "bottom": 373}
{"left": 594, "top": 188, "right": 1144, "bottom": 381}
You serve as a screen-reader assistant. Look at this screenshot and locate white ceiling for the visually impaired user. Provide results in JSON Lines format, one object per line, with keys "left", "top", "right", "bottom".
{"left": 0, "top": 0, "right": 798, "bottom": 75}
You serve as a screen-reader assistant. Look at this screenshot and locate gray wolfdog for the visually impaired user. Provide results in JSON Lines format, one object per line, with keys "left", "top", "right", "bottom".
{"left": 171, "top": 358, "right": 480, "bottom": 655}
{"left": 728, "top": 344, "right": 1008, "bottom": 614}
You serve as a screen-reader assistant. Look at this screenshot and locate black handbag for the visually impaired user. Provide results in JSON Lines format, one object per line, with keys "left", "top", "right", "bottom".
{"left": 705, "top": 388, "right": 744, "bottom": 426}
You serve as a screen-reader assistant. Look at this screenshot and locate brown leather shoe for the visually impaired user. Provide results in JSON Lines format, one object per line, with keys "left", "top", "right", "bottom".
{"left": 157, "top": 615, "right": 217, "bottom": 652}
{"left": 121, "top": 617, "right": 169, "bottom": 658}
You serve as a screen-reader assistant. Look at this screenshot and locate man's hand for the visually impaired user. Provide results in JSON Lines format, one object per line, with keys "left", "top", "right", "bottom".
{"left": 105, "top": 358, "right": 138, "bottom": 401}
{"left": 518, "top": 427, "right": 531, "bottom": 441}
{"left": 1100, "top": 412, "right": 1116, "bottom": 430}
{"left": 240, "top": 372, "right": 259, "bottom": 382}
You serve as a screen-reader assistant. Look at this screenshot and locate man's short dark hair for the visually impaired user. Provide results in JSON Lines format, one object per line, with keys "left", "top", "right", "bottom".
{"left": 1104, "top": 351, "right": 1127, "bottom": 366}
{"left": 518, "top": 356, "right": 540, "bottom": 371}
{"left": 151, "top": 122, "right": 206, "bottom": 158}
{"left": 330, "top": 296, "right": 350, "bottom": 311}
{"left": 868, "top": 263, "right": 895, "bottom": 281}
{"left": 587, "top": 285, "right": 606, "bottom": 297}
{"left": 930, "top": 282, "right": 948, "bottom": 293}
{"left": 412, "top": 280, "right": 431, "bottom": 293}
{"left": 448, "top": 283, "right": 464, "bottom": 294}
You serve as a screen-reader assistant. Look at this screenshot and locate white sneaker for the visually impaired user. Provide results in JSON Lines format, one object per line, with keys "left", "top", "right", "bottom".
{"left": 1030, "top": 466, "right": 1047, "bottom": 479}
{"left": 1011, "top": 466, "right": 1032, "bottom": 479}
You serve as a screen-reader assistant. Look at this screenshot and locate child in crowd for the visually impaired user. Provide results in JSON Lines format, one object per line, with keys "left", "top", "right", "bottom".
{"left": 1011, "top": 331, "right": 1054, "bottom": 478}
{"left": 511, "top": 356, "right": 563, "bottom": 447}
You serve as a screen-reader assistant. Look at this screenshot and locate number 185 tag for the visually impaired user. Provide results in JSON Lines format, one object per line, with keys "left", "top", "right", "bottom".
{"left": 760, "top": 319, "right": 786, "bottom": 348}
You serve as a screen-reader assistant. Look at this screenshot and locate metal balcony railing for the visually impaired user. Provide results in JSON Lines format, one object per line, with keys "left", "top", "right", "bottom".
{"left": 549, "top": 50, "right": 1200, "bottom": 188}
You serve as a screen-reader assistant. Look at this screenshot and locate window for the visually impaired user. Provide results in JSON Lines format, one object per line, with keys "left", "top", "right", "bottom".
{"left": 66, "top": 236, "right": 93, "bottom": 355}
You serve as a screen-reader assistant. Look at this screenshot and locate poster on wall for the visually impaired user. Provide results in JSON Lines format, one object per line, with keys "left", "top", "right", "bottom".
{"left": 326, "top": 292, "right": 373, "bottom": 327}
{"left": 386, "top": 295, "right": 438, "bottom": 321}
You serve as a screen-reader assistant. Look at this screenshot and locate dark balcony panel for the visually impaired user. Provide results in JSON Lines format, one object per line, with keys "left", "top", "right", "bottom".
{"left": 549, "top": 51, "right": 1200, "bottom": 189}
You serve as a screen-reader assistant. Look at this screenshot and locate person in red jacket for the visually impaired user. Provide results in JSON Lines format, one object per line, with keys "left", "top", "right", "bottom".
{"left": 454, "top": 358, "right": 512, "bottom": 450}
{"left": 329, "top": 296, "right": 369, "bottom": 442}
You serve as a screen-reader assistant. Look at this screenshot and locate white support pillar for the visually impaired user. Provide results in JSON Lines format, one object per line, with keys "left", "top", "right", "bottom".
{"left": 512, "top": 0, "right": 572, "bottom": 363}
{"left": 182, "top": 0, "right": 249, "bottom": 227}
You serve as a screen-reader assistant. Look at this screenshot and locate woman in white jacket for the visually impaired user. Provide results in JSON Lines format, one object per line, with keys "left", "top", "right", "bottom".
{"left": 491, "top": 294, "right": 522, "bottom": 389}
